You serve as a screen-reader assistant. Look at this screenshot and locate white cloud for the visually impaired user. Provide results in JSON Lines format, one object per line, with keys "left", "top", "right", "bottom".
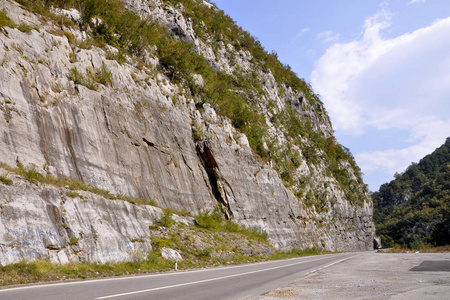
{"left": 408, "top": 0, "right": 426, "bottom": 5}
{"left": 294, "top": 28, "right": 310, "bottom": 39}
{"left": 356, "top": 119, "right": 450, "bottom": 175}
{"left": 317, "top": 31, "right": 340, "bottom": 43}
{"left": 311, "top": 9, "right": 450, "bottom": 188}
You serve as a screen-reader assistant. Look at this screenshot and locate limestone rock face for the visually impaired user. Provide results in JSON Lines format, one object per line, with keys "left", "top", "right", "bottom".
{"left": 0, "top": 169, "right": 161, "bottom": 265}
{"left": 0, "top": 0, "right": 374, "bottom": 265}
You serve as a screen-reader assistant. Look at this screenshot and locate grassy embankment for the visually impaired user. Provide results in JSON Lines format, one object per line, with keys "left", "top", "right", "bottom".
{"left": 0, "top": 213, "right": 326, "bottom": 287}
{"left": 0, "top": 163, "right": 328, "bottom": 287}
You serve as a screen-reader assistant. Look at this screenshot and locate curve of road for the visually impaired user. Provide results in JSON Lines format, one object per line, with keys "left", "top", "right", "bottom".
{"left": 0, "top": 253, "right": 359, "bottom": 300}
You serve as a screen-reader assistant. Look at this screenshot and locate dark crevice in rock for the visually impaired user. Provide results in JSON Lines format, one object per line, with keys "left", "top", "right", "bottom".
{"left": 101, "top": 96, "right": 112, "bottom": 133}
{"left": 196, "top": 141, "right": 233, "bottom": 219}
{"left": 63, "top": 122, "right": 83, "bottom": 181}
{"left": 143, "top": 137, "right": 155, "bottom": 147}
{"left": 181, "top": 153, "right": 193, "bottom": 173}
{"left": 46, "top": 203, "right": 62, "bottom": 227}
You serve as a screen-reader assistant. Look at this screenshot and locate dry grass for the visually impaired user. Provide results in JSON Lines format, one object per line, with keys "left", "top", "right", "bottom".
{"left": 381, "top": 244, "right": 450, "bottom": 253}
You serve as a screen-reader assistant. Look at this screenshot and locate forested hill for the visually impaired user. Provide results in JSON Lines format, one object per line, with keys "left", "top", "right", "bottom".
{"left": 373, "top": 138, "right": 450, "bottom": 248}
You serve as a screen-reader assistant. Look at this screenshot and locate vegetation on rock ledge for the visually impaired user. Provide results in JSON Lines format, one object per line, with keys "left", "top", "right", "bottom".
{"left": 0, "top": 162, "right": 156, "bottom": 206}
{"left": 10, "top": 0, "right": 367, "bottom": 208}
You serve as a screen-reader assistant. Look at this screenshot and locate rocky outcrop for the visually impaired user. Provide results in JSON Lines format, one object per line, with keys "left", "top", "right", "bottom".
{"left": 0, "top": 0, "right": 374, "bottom": 265}
{"left": 0, "top": 167, "right": 163, "bottom": 265}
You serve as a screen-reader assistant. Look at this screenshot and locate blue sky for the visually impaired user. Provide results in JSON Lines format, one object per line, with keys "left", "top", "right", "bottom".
{"left": 212, "top": 0, "right": 450, "bottom": 191}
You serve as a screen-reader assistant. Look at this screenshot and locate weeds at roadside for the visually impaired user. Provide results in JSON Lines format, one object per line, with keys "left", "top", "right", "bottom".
{"left": 0, "top": 215, "right": 331, "bottom": 287}
{"left": 0, "top": 244, "right": 329, "bottom": 287}
{"left": 380, "top": 243, "right": 450, "bottom": 253}
{"left": 0, "top": 254, "right": 173, "bottom": 286}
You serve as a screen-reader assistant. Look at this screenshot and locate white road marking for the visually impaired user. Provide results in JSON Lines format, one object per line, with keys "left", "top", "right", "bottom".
{"left": 96, "top": 254, "right": 360, "bottom": 299}
{"left": 0, "top": 253, "right": 342, "bottom": 294}
{"left": 305, "top": 255, "right": 357, "bottom": 276}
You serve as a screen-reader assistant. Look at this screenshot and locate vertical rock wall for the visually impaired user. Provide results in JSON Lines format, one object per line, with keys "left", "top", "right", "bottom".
{"left": 0, "top": 0, "right": 374, "bottom": 265}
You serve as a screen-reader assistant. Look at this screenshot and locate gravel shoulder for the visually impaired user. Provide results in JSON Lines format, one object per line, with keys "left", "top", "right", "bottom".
{"left": 252, "top": 251, "right": 450, "bottom": 300}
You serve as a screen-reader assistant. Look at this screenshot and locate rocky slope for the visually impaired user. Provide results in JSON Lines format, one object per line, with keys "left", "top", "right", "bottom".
{"left": 0, "top": 0, "right": 374, "bottom": 266}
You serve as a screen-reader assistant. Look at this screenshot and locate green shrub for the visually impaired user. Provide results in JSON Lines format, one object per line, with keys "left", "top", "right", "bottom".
{"left": 95, "top": 62, "right": 112, "bottom": 85}
{"left": 151, "top": 237, "right": 174, "bottom": 251}
{"left": 0, "top": 173, "right": 13, "bottom": 185}
{"left": 84, "top": 68, "right": 99, "bottom": 90}
{"left": 0, "top": 9, "right": 15, "bottom": 28}
{"left": 194, "top": 208, "right": 223, "bottom": 230}
{"left": 63, "top": 31, "right": 75, "bottom": 44}
{"left": 197, "top": 247, "right": 213, "bottom": 258}
{"left": 23, "top": 168, "right": 45, "bottom": 183}
{"left": 17, "top": 24, "right": 34, "bottom": 33}
{"left": 70, "top": 237, "right": 79, "bottom": 245}
{"left": 130, "top": 238, "right": 145, "bottom": 243}
{"left": 194, "top": 207, "right": 269, "bottom": 242}
{"left": 67, "top": 67, "right": 85, "bottom": 85}
{"left": 192, "top": 122, "right": 203, "bottom": 142}
{"left": 65, "top": 191, "right": 83, "bottom": 198}
{"left": 242, "top": 226, "right": 269, "bottom": 242}
{"left": 222, "top": 221, "right": 240, "bottom": 232}
{"left": 68, "top": 64, "right": 111, "bottom": 90}
{"left": 155, "top": 209, "right": 175, "bottom": 228}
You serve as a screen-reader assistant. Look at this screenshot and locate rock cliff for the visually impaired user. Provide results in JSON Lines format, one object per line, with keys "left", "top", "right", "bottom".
{"left": 0, "top": 0, "right": 374, "bottom": 266}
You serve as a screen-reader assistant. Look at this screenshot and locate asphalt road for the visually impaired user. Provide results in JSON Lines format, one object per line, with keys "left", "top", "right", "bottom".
{"left": 253, "top": 252, "right": 450, "bottom": 300}
{"left": 0, "top": 253, "right": 358, "bottom": 300}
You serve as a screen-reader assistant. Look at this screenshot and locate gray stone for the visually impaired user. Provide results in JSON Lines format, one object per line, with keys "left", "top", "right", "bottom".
{"left": 0, "top": 0, "right": 375, "bottom": 266}
{"left": 161, "top": 247, "right": 182, "bottom": 261}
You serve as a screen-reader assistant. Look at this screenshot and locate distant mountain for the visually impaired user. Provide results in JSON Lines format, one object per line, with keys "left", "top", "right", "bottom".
{"left": 373, "top": 138, "right": 450, "bottom": 248}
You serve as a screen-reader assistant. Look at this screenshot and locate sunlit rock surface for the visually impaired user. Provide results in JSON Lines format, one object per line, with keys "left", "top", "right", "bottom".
{"left": 0, "top": 0, "right": 374, "bottom": 265}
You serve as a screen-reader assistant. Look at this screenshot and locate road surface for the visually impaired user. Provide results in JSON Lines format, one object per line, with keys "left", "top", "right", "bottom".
{"left": 253, "top": 251, "right": 450, "bottom": 300}
{"left": 0, "top": 253, "right": 357, "bottom": 300}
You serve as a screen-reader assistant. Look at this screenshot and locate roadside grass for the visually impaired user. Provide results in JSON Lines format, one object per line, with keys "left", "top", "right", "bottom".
{"left": 0, "top": 163, "right": 330, "bottom": 287}
{"left": 0, "top": 164, "right": 330, "bottom": 287}
{"left": 0, "top": 257, "right": 174, "bottom": 286}
{"left": 0, "top": 249, "right": 327, "bottom": 287}
{"left": 0, "top": 221, "right": 329, "bottom": 287}
{"left": 268, "top": 247, "right": 326, "bottom": 260}
{"left": 381, "top": 244, "right": 450, "bottom": 253}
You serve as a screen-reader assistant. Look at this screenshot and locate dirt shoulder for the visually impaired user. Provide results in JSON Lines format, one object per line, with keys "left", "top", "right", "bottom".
{"left": 252, "top": 251, "right": 450, "bottom": 300}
